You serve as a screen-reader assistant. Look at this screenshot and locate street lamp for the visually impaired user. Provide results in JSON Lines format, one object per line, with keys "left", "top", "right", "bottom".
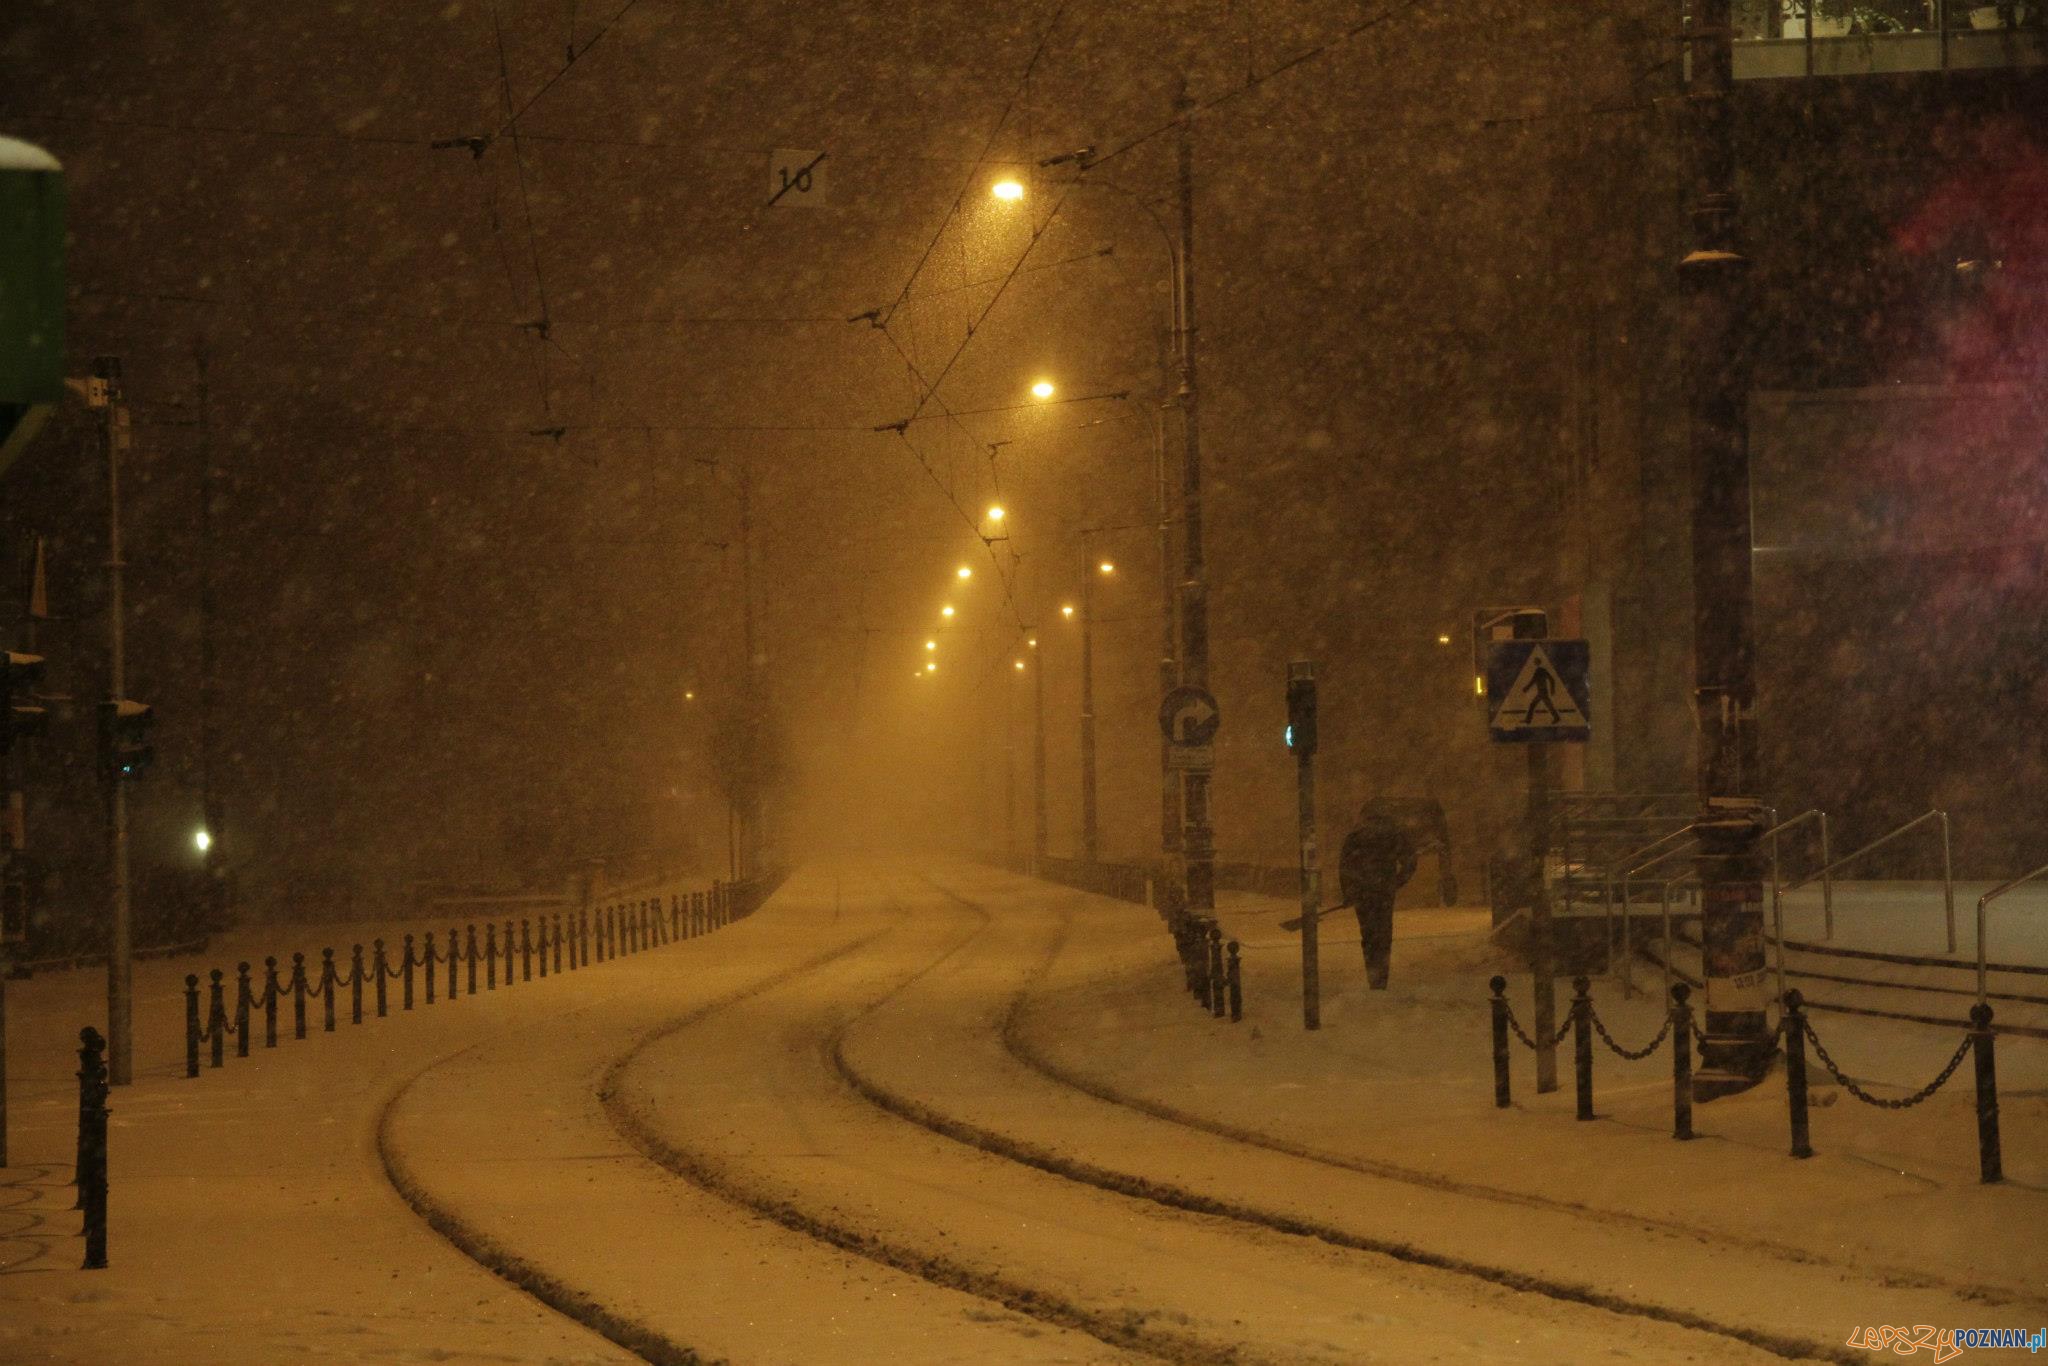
{"left": 1030, "top": 379, "right": 1056, "bottom": 400}
{"left": 941, "top": 605, "right": 955, "bottom": 619}
{"left": 991, "top": 178, "right": 1024, "bottom": 202}
{"left": 1073, "top": 553, "right": 1118, "bottom": 862}
{"left": 956, "top": 566, "right": 973, "bottom": 580}
{"left": 987, "top": 504, "right": 1005, "bottom": 524}
{"left": 193, "top": 829, "right": 211, "bottom": 854}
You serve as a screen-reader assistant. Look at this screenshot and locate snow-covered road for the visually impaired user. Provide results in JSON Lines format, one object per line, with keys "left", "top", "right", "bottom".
{"left": 7, "top": 860, "right": 2039, "bottom": 1363}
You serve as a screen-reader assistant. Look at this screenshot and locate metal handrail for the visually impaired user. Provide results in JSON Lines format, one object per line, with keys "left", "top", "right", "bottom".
{"left": 1762, "top": 807, "right": 1832, "bottom": 939}
{"left": 1976, "top": 859, "right": 2048, "bottom": 1005}
{"left": 1604, "top": 826, "right": 1698, "bottom": 993}
{"left": 1657, "top": 871, "right": 1699, "bottom": 996}
{"left": 1785, "top": 809, "right": 1956, "bottom": 953}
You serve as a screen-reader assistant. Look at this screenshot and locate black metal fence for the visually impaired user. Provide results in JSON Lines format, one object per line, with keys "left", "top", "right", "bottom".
{"left": 1487, "top": 976, "right": 2009, "bottom": 1183}
{"left": 183, "top": 871, "right": 786, "bottom": 1079}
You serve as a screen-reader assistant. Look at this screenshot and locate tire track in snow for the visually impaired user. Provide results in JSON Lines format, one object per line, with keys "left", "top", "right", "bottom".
{"left": 600, "top": 872, "right": 1227, "bottom": 1366}
{"left": 376, "top": 896, "right": 903, "bottom": 1366}
{"left": 820, "top": 871, "right": 1864, "bottom": 1366}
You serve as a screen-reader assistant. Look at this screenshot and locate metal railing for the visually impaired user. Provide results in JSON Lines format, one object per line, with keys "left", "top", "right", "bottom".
{"left": 1785, "top": 809, "right": 1955, "bottom": 953}
{"left": 1975, "top": 859, "right": 2048, "bottom": 1005}
{"left": 1599, "top": 825, "right": 1698, "bottom": 978}
{"left": 1616, "top": 837, "right": 1701, "bottom": 994}
{"left": 1764, "top": 808, "right": 1833, "bottom": 940}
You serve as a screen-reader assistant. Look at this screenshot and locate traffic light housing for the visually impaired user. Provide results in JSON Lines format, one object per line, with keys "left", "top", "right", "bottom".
{"left": 2, "top": 651, "right": 46, "bottom": 754}
{"left": 97, "top": 698, "right": 154, "bottom": 781}
{"left": 1285, "top": 665, "right": 1317, "bottom": 757}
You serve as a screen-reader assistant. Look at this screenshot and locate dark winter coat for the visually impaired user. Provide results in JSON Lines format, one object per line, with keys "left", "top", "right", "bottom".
{"left": 1338, "top": 814, "right": 1418, "bottom": 908}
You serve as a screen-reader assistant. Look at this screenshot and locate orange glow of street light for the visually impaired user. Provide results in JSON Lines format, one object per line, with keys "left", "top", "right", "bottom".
{"left": 1027, "top": 637, "right": 1037, "bottom": 648}
{"left": 925, "top": 640, "right": 936, "bottom": 651}
{"left": 1098, "top": 561, "right": 1115, "bottom": 574}
{"left": 956, "top": 565, "right": 973, "bottom": 580}
{"left": 1060, "top": 604, "right": 1075, "bottom": 619}
{"left": 927, "top": 661, "right": 938, "bottom": 673}
{"left": 987, "top": 505, "right": 1005, "bottom": 523}
{"left": 1437, "top": 633, "right": 1452, "bottom": 645}
{"left": 941, "top": 605, "right": 955, "bottom": 618}
{"left": 1014, "top": 659, "right": 1026, "bottom": 670}
{"left": 991, "top": 178, "right": 1024, "bottom": 201}
{"left": 1030, "top": 379, "right": 1055, "bottom": 400}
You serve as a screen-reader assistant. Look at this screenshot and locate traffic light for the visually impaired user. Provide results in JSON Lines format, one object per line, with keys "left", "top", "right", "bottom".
{"left": 1285, "top": 664, "right": 1317, "bottom": 757}
{"left": 97, "top": 698, "right": 154, "bottom": 780}
{"left": 2, "top": 651, "right": 46, "bottom": 753}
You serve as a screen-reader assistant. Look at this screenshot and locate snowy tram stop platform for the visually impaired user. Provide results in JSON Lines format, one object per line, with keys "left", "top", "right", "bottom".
{"left": 1, "top": 861, "right": 2042, "bottom": 1365}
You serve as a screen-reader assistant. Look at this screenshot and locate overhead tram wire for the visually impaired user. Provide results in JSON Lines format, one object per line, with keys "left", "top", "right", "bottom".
{"left": 490, "top": 0, "right": 558, "bottom": 415}
{"left": 872, "top": 0, "right": 1073, "bottom": 328}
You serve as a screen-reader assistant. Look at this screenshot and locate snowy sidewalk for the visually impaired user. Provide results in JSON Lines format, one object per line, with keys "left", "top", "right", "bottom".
{"left": 0, "top": 916, "right": 655, "bottom": 1365}
{"left": 978, "top": 866, "right": 2047, "bottom": 1318}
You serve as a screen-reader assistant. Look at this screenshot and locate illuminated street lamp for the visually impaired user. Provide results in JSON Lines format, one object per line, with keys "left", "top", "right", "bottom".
{"left": 991, "top": 178, "right": 1024, "bottom": 202}
{"left": 956, "top": 566, "right": 973, "bottom": 580}
{"left": 926, "top": 661, "right": 938, "bottom": 673}
{"left": 1030, "top": 379, "right": 1056, "bottom": 400}
{"left": 941, "top": 605, "right": 955, "bottom": 619}
{"left": 1074, "top": 549, "right": 1119, "bottom": 861}
{"left": 925, "top": 640, "right": 937, "bottom": 651}
{"left": 987, "top": 505, "right": 1005, "bottom": 524}
{"left": 1060, "top": 604, "right": 1074, "bottom": 619}
{"left": 193, "top": 829, "right": 212, "bottom": 854}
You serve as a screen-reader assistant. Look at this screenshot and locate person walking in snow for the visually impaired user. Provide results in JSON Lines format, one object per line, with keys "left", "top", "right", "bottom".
{"left": 1338, "top": 800, "right": 1418, "bottom": 990}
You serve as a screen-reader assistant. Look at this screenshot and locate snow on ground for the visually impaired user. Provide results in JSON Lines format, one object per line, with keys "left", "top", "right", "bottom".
{"left": 3, "top": 868, "right": 2041, "bottom": 1366}
{"left": 997, "top": 865, "right": 2047, "bottom": 1314}
{"left": 0, "top": 914, "right": 651, "bottom": 1365}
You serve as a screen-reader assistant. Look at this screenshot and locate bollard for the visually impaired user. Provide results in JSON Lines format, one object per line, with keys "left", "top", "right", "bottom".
{"left": 554, "top": 913, "right": 565, "bottom": 972}
{"left": 536, "top": 919, "right": 548, "bottom": 979}
{"left": 423, "top": 934, "right": 437, "bottom": 1004}
{"left": 402, "top": 936, "right": 415, "bottom": 1010}
{"left": 1489, "top": 975, "right": 1511, "bottom": 1109}
{"left": 291, "top": 953, "right": 309, "bottom": 1039}
{"left": 321, "top": 950, "right": 338, "bottom": 1031}
{"left": 1227, "top": 941, "right": 1243, "bottom": 1022}
{"left": 521, "top": 919, "right": 533, "bottom": 982}
{"left": 208, "top": 970, "right": 228, "bottom": 1069}
{"left": 503, "top": 920, "right": 515, "bottom": 981}
{"left": 1207, "top": 927, "right": 1226, "bottom": 1019}
{"left": 670, "top": 894, "right": 680, "bottom": 941}
{"left": 1783, "top": 989, "right": 1813, "bottom": 1159}
{"left": 447, "top": 925, "right": 460, "bottom": 999}
{"left": 184, "top": 974, "right": 202, "bottom": 1078}
{"left": 595, "top": 909, "right": 607, "bottom": 964}
{"left": 373, "top": 941, "right": 390, "bottom": 1018}
{"left": 236, "top": 962, "right": 253, "bottom": 1057}
{"left": 1572, "top": 976, "right": 1594, "bottom": 1121}
{"left": 351, "top": 945, "right": 365, "bottom": 1024}
{"left": 1671, "top": 983, "right": 1694, "bottom": 1141}
{"left": 76, "top": 1027, "right": 109, "bottom": 1270}
{"left": 1971, "top": 1003, "right": 2002, "bottom": 1184}
{"left": 465, "top": 925, "right": 479, "bottom": 995}
{"left": 263, "top": 957, "right": 281, "bottom": 1047}
{"left": 484, "top": 924, "right": 497, "bottom": 989}
{"left": 579, "top": 909, "right": 591, "bottom": 965}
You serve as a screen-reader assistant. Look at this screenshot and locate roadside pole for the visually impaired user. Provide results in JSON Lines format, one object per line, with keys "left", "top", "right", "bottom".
{"left": 93, "top": 358, "right": 135, "bottom": 1088}
{"left": 1484, "top": 613, "right": 1590, "bottom": 1095}
{"left": 1287, "top": 663, "right": 1320, "bottom": 1030}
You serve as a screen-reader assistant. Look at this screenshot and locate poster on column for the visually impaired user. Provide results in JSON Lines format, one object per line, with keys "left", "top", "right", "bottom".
{"left": 1700, "top": 882, "right": 1770, "bottom": 1013}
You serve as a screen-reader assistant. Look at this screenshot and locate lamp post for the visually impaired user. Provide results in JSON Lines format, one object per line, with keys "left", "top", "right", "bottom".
{"left": 1075, "top": 549, "right": 1117, "bottom": 862}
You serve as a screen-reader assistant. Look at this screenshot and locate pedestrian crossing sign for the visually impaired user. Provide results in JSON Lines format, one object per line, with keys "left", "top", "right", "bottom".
{"left": 1486, "top": 639, "right": 1591, "bottom": 743}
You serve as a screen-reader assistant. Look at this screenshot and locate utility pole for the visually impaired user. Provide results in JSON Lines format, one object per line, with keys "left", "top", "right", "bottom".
{"left": 1155, "top": 399, "right": 1181, "bottom": 916}
{"left": 737, "top": 461, "right": 759, "bottom": 880}
{"left": 1078, "top": 539, "right": 1099, "bottom": 862}
{"left": 1004, "top": 652, "right": 1018, "bottom": 861}
{"left": 195, "top": 343, "right": 225, "bottom": 936}
{"left": 93, "top": 357, "right": 135, "bottom": 1088}
{"left": 1682, "top": 0, "right": 1771, "bottom": 1097}
{"left": 1032, "top": 635, "right": 1048, "bottom": 861}
{"left": 1173, "top": 80, "right": 1216, "bottom": 932}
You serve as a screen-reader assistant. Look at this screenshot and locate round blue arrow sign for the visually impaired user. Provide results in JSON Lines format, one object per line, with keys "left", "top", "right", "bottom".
{"left": 1158, "top": 685, "right": 1221, "bottom": 745}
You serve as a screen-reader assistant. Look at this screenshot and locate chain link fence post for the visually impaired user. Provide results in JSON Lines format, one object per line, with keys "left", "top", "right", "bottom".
{"left": 236, "top": 962, "right": 253, "bottom": 1056}
{"left": 1490, "top": 976, "right": 1511, "bottom": 1108}
{"left": 1671, "top": 983, "right": 1694, "bottom": 1141}
{"left": 207, "top": 970, "right": 227, "bottom": 1068}
{"left": 1971, "top": 1002, "right": 2002, "bottom": 1184}
{"left": 76, "top": 1027, "right": 108, "bottom": 1270}
{"left": 183, "top": 974, "right": 201, "bottom": 1077}
{"left": 1783, "top": 989, "right": 1813, "bottom": 1159}
{"left": 1572, "top": 976, "right": 1594, "bottom": 1121}
{"left": 321, "top": 949, "right": 337, "bottom": 1030}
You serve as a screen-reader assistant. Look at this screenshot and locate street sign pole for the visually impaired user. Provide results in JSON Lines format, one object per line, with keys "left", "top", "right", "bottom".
{"left": 1159, "top": 683, "right": 1220, "bottom": 990}
{"left": 1289, "top": 663, "right": 1319, "bottom": 1030}
{"left": 93, "top": 358, "right": 134, "bottom": 1088}
{"left": 1510, "top": 613, "right": 1560, "bottom": 1094}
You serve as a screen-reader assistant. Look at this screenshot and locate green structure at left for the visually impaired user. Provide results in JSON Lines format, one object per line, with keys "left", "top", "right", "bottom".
{"left": 0, "top": 135, "right": 64, "bottom": 474}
